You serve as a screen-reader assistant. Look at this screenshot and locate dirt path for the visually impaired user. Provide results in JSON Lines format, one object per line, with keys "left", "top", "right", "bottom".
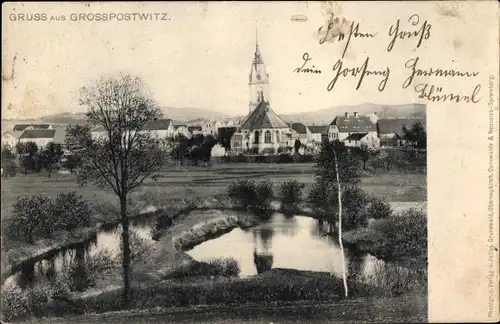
{"left": 16, "top": 296, "right": 426, "bottom": 323}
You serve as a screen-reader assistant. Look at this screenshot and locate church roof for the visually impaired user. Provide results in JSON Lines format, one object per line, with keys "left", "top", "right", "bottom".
{"left": 240, "top": 101, "right": 289, "bottom": 130}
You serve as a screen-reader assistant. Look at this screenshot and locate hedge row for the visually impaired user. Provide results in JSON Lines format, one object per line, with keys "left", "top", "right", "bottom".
{"left": 211, "top": 154, "right": 316, "bottom": 164}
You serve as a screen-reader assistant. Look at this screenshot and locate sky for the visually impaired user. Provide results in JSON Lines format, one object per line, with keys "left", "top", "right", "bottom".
{"left": 1, "top": 1, "right": 497, "bottom": 119}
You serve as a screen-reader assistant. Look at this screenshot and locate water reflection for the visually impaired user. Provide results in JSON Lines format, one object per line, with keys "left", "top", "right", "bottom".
{"left": 253, "top": 249, "right": 274, "bottom": 274}
{"left": 7, "top": 217, "right": 156, "bottom": 289}
{"left": 187, "top": 213, "right": 384, "bottom": 279}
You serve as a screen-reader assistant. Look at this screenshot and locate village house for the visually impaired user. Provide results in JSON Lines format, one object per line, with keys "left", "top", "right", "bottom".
{"left": 143, "top": 119, "right": 175, "bottom": 139}
{"left": 173, "top": 125, "right": 191, "bottom": 138}
{"left": 328, "top": 112, "right": 379, "bottom": 148}
{"left": 343, "top": 132, "right": 380, "bottom": 148}
{"left": 91, "top": 118, "right": 175, "bottom": 140}
{"left": 202, "top": 119, "right": 240, "bottom": 137}
{"left": 2, "top": 131, "right": 23, "bottom": 148}
{"left": 201, "top": 120, "right": 217, "bottom": 136}
{"left": 18, "top": 129, "right": 57, "bottom": 148}
{"left": 289, "top": 122, "right": 310, "bottom": 146}
{"left": 13, "top": 124, "right": 52, "bottom": 132}
{"left": 377, "top": 118, "right": 425, "bottom": 147}
{"left": 307, "top": 125, "right": 329, "bottom": 144}
{"left": 188, "top": 126, "right": 204, "bottom": 136}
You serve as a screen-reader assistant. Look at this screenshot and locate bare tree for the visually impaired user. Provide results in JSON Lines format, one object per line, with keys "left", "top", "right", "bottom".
{"left": 66, "top": 73, "right": 167, "bottom": 307}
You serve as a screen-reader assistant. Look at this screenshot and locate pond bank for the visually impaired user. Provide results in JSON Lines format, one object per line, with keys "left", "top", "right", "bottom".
{"left": 133, "top": 208, "right": 261, "bottom": 283}
{"left": 2, "top": 268, "right": 426, "bottom": 323}
{"left": 1, "top": 208, "right": 162, "bottom": 283}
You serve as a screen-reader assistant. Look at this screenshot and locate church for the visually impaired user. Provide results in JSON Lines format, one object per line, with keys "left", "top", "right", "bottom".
{"left": 230, "top": 37, "right": 294, "bottom": 154}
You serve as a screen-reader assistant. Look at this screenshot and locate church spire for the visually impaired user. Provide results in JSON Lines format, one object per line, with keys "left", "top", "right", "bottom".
{"left": 254, "top": 27, "right": 263, "bottom": 64}
{"left": 256, "top": 27, "right": 259, "bottom": 52}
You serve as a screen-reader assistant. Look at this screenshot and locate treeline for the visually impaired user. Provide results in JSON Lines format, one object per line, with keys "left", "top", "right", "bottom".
{"left": 1, "top": 142, "right": 83, "bottom": 178}
{"left": 168, "top": 134, "right": 218, "bottom": 166}
{"left": 5, "top": 192, "right": 92, "bottom": 244}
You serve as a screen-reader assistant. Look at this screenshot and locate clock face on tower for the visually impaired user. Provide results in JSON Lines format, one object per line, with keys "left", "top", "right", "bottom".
{"left": 256, "top": 74, "right": 261, "bottom": 80}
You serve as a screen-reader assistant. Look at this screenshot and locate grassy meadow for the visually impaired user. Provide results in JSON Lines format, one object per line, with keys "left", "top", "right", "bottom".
{"left": 1, "top": 162, "right": 426, "bottom": 222}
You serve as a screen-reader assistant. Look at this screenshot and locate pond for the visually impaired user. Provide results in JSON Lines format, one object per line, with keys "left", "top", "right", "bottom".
{"left": 4, "top": 216, "right": 156, "bottom": 289}
{"left": 186, "top": 213, "right": 383, "bottom": 279}
{"left": 5, "top": 212, "right": 388, "bottom": 290}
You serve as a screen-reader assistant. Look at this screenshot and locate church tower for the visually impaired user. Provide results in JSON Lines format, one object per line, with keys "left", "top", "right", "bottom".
{"left": 248, "top": 31, "right": 270, "bottom": 113}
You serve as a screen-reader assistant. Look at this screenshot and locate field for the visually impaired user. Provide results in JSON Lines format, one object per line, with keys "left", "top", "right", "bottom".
{"left": 1, "top": 162, "right": 426, "bottom": 221}
{"left": 1, "top": 162, "right": 427, "bottom": 322}
{"left": 1, "top": 162, "right": 426, "bottom": 277}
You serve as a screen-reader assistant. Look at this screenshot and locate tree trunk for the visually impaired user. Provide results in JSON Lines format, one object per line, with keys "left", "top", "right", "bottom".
{"left": 120, "top": 195, "right": 131, "bottom": 308}
{"left": 333, "top": 152, "right": 349, "bottom": 298}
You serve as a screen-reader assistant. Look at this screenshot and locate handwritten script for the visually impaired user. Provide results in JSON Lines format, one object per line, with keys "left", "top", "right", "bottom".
{"left": 296, "top": 13, "right": 481, "bottom": 104}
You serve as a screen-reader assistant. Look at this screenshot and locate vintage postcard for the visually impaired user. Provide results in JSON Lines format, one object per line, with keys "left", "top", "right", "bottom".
{"left": 1, "top": 1, "right": 498, "bottom": 323}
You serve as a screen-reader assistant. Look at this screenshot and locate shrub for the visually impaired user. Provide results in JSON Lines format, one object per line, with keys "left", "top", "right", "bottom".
{"left": 308, "top": 183, "right": 337, "bottom": 219}
{"left": 2, "top": 160, "right": 17, "bottom": 178}
{"left": 371, "top": 209, "right": 427, "bottom": 259}
{"left": 61, "top": 249, "right": 118, "bottom": 291}
{"left": 342, "top": 186, "right": 369, "bottom": 230}
{"left": 359, "top": 259, "right": 427, "bottom": 297}
{"left": 227, "top": 180, "right": 273, "bottom": 217}
{"left": 279, "top": 180, "right": 305, "bottom": 214}
{"left": 166, "top": 258, "right": 240, "bottom": 279}
{"left": 280, "top": 179, "right": 305, "bottom": 204}
{"left": 368, "top": 197, "right": 393, "bottom": 219}
{"left": 119, "top": 230, "right": 154, "bottom": 269}
{"left": 260, "top": 148, "right": 275, "bottom": 155}
{"left": 227, "top": 179, "right": 257, "bottom": 209}
{"left": 254, "top": 181, "right": 274, "bottom": 217}
{"left": 8, "top": 196, "right": 53, "bottom": 243}
{"left": 51, "top": 192, "right": 92, "bottom": 232}
{"left": 276, "top": 153, "right": 293, "bottom": 164}
{"left": 1, "top": 279, "right": 70, "bottom": 321}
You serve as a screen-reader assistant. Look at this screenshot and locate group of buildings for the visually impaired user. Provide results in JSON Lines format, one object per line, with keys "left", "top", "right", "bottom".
{"left": 2, "top": 39, "right": 424, "bottom": 155}
{"left": 2, "top": 124, "right": 67, "bottom": 149}
{"left": 225, "top": 39, "right": 423, "bottom": 154}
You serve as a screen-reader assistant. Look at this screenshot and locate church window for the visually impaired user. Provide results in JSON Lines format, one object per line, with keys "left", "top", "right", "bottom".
{"left": 264, "top": 130, "right": 272, "bottom": 143}
{"left": 254, "top": 130, "right": 260, "bottom": 143}
{"left": 256, "top": 87, "right": 263, "bottom": 102}
{"left": 275, "top": 130, "right": 280, "bottom": 143}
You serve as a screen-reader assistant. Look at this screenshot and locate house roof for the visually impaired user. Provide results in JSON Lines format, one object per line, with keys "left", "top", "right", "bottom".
{"left": 13, "top": 124, "right": 51, "bottom": 132}
{"left": 188, "top": 126, "right": 202, "bottom": 132}
{"left": 19, "top": 129, "right": 56, "bottom": 139}
{"left": 330, "top": 115, "right": 376, "bottom": 133}
{"left": 52, "top": 127, "right": 67, "bottom": 145}
{"left": 174, "top": 125, "right": 187, "bottom": 130}
{"left": 289, "top": 122, "right": 308, "bottom": 134}
{"left": 2, "top": 131, "right": 23, "bottom": 139}
{"left": 91, "top": 119, "right": 173, "bottom": 132}
{"left": 377, "top": 118, "right": 425, "bottom": 135}
{"left": 240, "top": 101, "right": 289, "bottom": 130}
{"left": 143, "top": 119, "right": 173, "bottom": 131}
{"left": 231, "top": 134, "right": 243, "bottom": 141}
{"left": 307, "top": 125, "right": 329, "bottom": 134}
{"left": 343, "top": 133, "right": 368, "bottom": 141}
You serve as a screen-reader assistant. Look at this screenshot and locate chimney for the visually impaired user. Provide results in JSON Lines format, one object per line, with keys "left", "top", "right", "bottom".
{"left": 345, "top": 112, "right": 350, "bottom": 118}
{"left": 354, "top": 112, "right": 358, "bottom": 118}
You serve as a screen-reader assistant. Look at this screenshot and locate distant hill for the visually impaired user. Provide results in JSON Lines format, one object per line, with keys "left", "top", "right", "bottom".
{"left": 5, "top": 103, "right": 426, "bottom": 130}
{"left": 36, "top": 107, "right": 233, "bottom": 125}
{"left": 280, "top": 103, "right": 426, "bottom": 125}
